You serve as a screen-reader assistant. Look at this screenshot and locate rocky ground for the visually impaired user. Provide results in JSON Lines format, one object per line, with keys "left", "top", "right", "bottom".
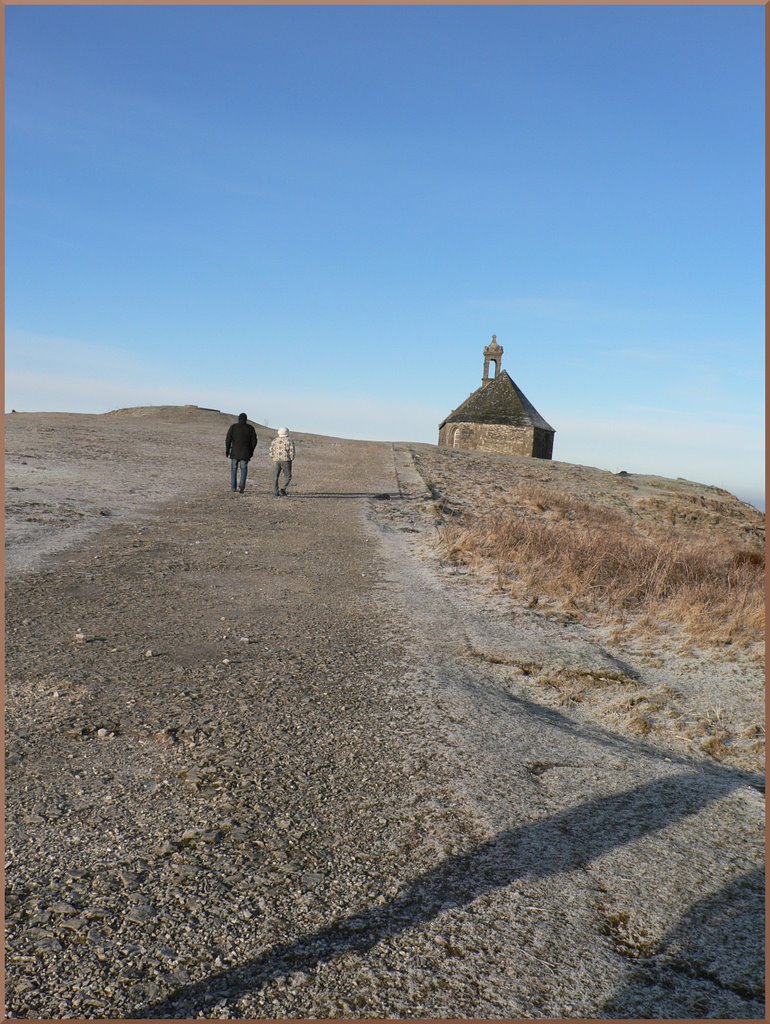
{"left": 4, "top": 408, "right": 765, "bottom": 1019}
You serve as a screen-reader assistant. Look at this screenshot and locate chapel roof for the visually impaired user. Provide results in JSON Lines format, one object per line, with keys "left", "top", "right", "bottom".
{"left": 439, "top": 369, "right": 555, "bottom": 432}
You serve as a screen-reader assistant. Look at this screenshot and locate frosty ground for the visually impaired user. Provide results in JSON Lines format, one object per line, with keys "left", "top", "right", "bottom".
{"left": 4, "top": 408, "right": 764, "bottom": 1019}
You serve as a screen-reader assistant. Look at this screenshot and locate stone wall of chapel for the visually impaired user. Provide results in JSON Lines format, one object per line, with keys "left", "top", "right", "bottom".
{"left": 439, "top": 422, "right": 541, "bottom": 457}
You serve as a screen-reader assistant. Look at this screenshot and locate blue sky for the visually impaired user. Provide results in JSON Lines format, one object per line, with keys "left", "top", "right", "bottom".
{"left": 6, "top": 5, "right": 764, "bottom": 507}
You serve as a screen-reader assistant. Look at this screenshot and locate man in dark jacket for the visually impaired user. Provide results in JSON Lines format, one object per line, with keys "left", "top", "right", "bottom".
{"left": 225, "top": 413, "right": 258, "bottom": 493}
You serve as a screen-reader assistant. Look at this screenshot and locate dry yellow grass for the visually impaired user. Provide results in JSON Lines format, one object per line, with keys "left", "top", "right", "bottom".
{"left": 437, "top": 486, "right": 764, "bottom": 649}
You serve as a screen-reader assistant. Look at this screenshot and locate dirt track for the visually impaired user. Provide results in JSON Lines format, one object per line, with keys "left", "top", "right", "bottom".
{"left": 4, "top": 410, "right": 765, "bottom": 1019}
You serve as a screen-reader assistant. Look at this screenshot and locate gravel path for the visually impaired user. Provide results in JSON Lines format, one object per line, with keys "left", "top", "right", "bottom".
{"left": 5, "top": 413, "right": 765, "bottom": 1019}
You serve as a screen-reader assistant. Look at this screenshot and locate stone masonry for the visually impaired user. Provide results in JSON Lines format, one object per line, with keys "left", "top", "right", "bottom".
{"left": 438, "top": 337, "right": 555, "bottom": 459}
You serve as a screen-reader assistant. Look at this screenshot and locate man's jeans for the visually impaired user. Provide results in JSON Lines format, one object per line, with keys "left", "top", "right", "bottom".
{"left": 272, "top": 460, "right": 292, "bottom": 494}
{"left": 230, "top": 459, "right": 249, "bottom": 490}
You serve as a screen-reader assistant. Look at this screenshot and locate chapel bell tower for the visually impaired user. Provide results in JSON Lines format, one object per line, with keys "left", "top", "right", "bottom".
{"left": 482, "top": 334, "right": 504, "bottom": 387}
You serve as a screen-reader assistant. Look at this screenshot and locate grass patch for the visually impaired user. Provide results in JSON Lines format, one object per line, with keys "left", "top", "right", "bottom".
{"left": 600, "top": 909, "right": 658, "bottom": 959}
{"left": 438, "top": 487, "right": 764, "bottom": 648}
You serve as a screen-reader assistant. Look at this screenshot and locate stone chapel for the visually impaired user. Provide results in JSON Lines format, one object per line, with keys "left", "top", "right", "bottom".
{"left": 438, "top": 335, "right": 555, "bottom": 459}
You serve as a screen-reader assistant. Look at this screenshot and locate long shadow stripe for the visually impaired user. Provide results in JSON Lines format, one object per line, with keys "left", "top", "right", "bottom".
{"left": 132, "top": 770, "right": 737, "bottom": 1018}
{"left": 453, "top": 678, "right": 765, "bottom": 787}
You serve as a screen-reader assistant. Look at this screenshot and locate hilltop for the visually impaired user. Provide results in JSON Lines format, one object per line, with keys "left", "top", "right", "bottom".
{"left": 104, "top": 404, "right": 265, "bottom": 429}
{"left": 6, "top": 405, "right": 764, "bottom": 765}
{"left": 4, "top": 405, "right": 764, "bottom": 1019}
{"left": 408, "top": 441, "right": 763, "bottom": 541}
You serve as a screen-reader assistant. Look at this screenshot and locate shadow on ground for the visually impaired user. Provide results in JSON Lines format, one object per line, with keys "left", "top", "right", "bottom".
{"left": 132, "top": 760, "right": 761, "bottom": 1018}
{"left": 241, "top": 492, "right": 401, "bottom": 499}
{"left": 454, "top": 676, "right": 764, "bottom": 785}
{"left": 601, "top": 865, "right": 765, "bottom": 1017}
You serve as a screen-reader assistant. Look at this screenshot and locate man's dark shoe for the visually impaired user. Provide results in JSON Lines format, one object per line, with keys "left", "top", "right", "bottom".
{"left": 273, "top": 491, "right": 280, "bottom": 497}
{"left": 238, "top": 486, "right": 245, "bottom": 493}
{"left": 279, "top": 488, "right": 287, "bottom": 496}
